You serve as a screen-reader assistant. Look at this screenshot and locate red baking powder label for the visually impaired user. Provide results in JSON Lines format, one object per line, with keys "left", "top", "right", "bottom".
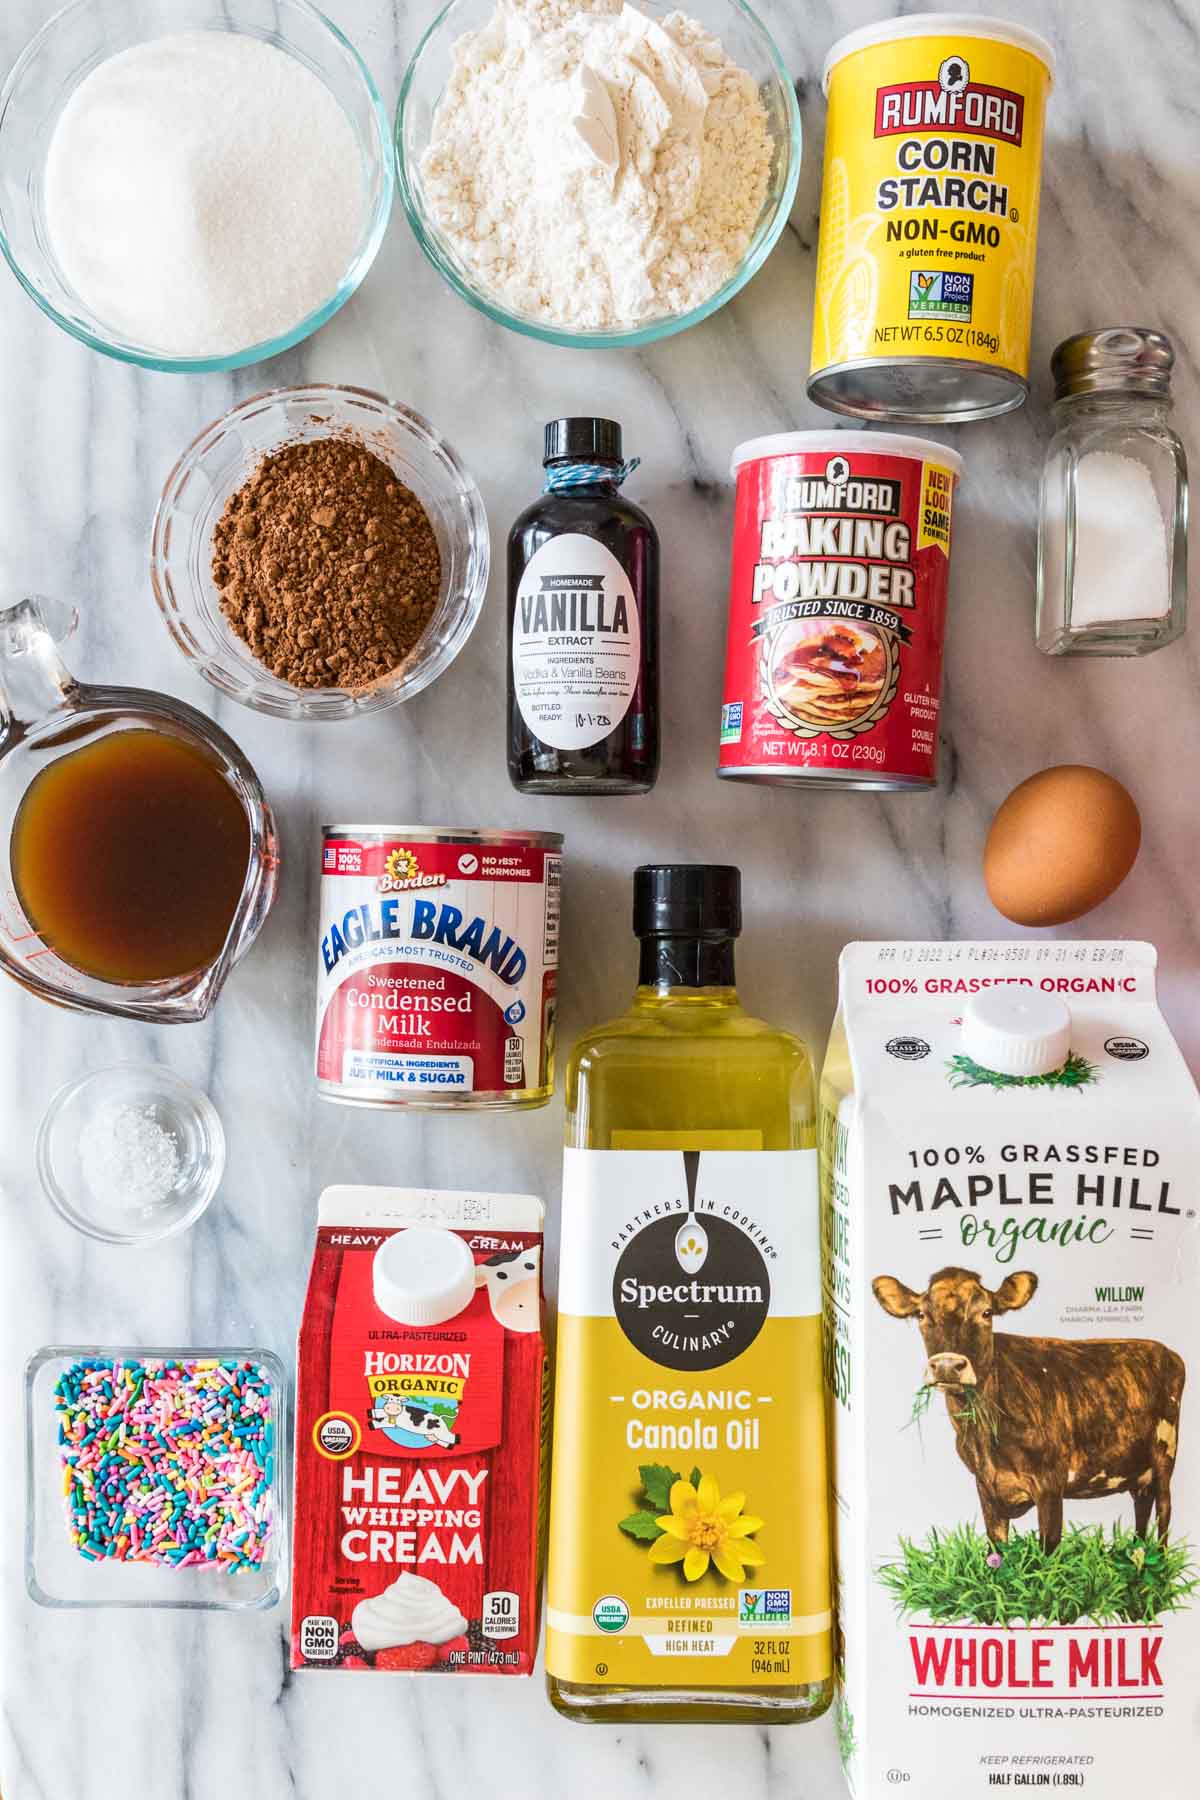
{"left": 719, "top": 445, "right": 958, "bottom": 787}
{"left": 316, "top": 833, "right": 561, "bottom": 1103}
{"left": 291, "top": 1186, "right": 547, "bottom": 1674}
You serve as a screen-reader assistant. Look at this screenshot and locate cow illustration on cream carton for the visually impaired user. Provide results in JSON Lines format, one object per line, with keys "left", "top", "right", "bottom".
{"left": 820, "top": 944, "right": 1199, "bottom": 1798}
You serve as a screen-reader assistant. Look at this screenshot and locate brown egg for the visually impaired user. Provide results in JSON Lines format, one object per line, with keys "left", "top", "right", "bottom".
{"left": 984, "top": 765, "right": 1141, "bottom": 927}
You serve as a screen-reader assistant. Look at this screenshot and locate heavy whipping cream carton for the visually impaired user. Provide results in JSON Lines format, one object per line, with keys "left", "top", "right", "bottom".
{"left": 821, "top": 944, "right": 1200, "bottom": 1796}
{"left": 291, "top": 1186, "right": 547, "bottom": 1674}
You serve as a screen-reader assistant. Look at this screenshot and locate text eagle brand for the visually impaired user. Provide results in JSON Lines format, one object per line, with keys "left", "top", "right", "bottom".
{"left": 321, "top": 898, "right": 528, "bottom": 986}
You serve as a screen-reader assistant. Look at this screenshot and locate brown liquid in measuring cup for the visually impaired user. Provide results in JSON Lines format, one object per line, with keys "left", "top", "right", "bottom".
{"left": 11, "top": 729, "right": 250, "bottom": 983}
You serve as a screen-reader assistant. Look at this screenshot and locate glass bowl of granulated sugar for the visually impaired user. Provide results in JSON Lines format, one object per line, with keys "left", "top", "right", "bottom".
{"left": 0, "top": 0, "right": 393, "bottom": 371}
{"left": 151, "top": 384, "right": 490, "bottom": 722}
{"left": 396, "top": 0, "right": 801, "bottom": 348}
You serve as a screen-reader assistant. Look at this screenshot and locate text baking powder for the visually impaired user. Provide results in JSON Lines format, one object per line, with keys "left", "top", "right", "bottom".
{"left": 315, "top": 826, "right": 562, "bottom": 1110}
{"left": 718, "top": 431, "right": 962, "bottom": 792}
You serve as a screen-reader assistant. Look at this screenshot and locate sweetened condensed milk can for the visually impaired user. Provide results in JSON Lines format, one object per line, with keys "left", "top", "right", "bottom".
{"left": 315, "top": 826, "right": 562, "bottom": 1110}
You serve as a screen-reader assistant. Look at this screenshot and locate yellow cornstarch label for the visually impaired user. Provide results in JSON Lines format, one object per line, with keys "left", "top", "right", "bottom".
{"left": 811, "top": 29, "right": 1052, "bottom": 383}
{"left": 546, "top": 1142, "right": 832, "bottom": 1689}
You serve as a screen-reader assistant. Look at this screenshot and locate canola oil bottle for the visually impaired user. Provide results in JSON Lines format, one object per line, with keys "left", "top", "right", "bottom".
{"left": 545, "top": 864, "right": 833, "bottom": 1723}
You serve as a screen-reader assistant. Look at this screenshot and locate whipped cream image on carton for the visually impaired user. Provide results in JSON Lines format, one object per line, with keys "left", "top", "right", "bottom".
{"left": 291, "top": 1186, "right": 547, "bottom": 1674}
{"left": 820, "top": 943, "right": 1200, "bottom": 1797}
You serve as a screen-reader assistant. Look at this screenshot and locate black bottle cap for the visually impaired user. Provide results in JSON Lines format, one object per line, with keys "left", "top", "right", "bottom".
{"left": 633, "top": 865, "right": 742, "bottom": 939}
{"left": 543, "top": 417, "right": 623, "bottom": 466}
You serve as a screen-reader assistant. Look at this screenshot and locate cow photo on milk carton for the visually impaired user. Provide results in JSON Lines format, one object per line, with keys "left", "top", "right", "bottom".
{"left": 291, "top": 1186, "right": 546, "bottom": 1674}
{"left": 820, "top": 943, "right": 1200, "bottom": 1798}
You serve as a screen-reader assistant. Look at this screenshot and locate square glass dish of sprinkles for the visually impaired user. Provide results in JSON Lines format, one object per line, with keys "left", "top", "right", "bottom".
{"left": 24, "top": 1347, "right": 286, "bottom": 1611}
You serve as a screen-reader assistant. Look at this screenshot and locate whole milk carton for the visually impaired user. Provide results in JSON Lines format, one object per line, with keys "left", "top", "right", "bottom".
{"left": 291, "top": 1186, "right": 547, "bottom": 1674}
{"left": 820, "top": 943, "right": 1200, "bottom": 1797}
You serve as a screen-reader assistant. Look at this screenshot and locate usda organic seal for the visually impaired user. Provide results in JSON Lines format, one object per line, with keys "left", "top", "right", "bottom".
{"left": 592, "top": 1595, "right": 630, "bottom": 1634}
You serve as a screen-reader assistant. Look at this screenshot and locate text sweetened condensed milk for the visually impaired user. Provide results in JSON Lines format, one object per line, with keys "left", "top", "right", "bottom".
{"left": 809, "top": 16, "right": 1054, "bottom": 422}
{"left": 315, "top": 826, "right": 562, "bottom": 1110}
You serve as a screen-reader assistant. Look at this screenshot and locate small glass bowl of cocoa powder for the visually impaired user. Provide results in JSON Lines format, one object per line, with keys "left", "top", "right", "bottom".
{"left": 150, "top": 384, "right": 489, "bottom": 720}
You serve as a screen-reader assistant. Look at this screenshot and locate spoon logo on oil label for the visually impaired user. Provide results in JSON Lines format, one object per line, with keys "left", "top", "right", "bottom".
{"left": 612, "top": 1152, "right": 771, "bottom": 1370}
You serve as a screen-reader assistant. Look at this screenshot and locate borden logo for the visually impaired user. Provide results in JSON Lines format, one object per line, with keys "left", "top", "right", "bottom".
{"left": 612, "top": 1153, "right": 770, "bottom": 1371}
{"left": 377, "top": 846, "right": 447, "bottom": 894}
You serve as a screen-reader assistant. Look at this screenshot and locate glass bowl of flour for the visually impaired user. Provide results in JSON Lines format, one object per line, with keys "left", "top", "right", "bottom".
{"left": 396, "top": 0, "right": 801, "bottom": 347}
{"left": 0, "top": 0, "right": 393, "bottom": 371}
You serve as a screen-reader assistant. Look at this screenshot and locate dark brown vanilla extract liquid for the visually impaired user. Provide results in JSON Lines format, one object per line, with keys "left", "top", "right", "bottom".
{"left": 11, "top": 729, "right": 251, "bottom": 982}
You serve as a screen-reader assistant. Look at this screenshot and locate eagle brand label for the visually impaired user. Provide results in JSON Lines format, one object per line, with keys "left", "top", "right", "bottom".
{"left": 316, "top": 828, "right": 561, "bottom": 1108}
{"left": 810, "top": 24, "right": 1053, "bottom": 416}
{"left": 719, "top": 434, "right": 960, "bottom": 790}
{"left": 821, "top": 943, "right": 1200, "bottom": 1799}
{"left": 545, "top": 1144, "right": 833, "bottom": 1690}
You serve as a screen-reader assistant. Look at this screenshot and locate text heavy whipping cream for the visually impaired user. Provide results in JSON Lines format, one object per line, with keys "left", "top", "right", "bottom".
{"left": 316, "top": 826, "right": 562, "bottom": 1109}
{"left": 291, "top": 1187, "right": 547, "bottom": 1675}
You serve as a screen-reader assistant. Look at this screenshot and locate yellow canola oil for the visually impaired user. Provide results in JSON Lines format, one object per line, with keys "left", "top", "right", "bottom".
{"left": 545, "top": 865, "right": 833, "bottom": 1723}
{"left": 809, "top": 14, "right": 1055, "bottom": 422}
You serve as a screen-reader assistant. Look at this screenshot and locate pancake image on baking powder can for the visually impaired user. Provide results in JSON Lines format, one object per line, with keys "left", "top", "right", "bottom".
{"left": 809, "top": 16, "right": 1054, "bottom": 423}
{"left": 718, "top": 432, "right": 962, "bottom": 793}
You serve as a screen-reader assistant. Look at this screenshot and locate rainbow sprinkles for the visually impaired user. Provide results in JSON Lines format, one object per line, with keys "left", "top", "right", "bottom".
{"left": 54, "top": 1357, "right": 275, "bottom": 1570}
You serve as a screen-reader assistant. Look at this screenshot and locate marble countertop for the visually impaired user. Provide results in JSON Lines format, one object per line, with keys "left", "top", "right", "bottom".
{"left": 2, "top": 2, "right": 1198, "bottom": 1796}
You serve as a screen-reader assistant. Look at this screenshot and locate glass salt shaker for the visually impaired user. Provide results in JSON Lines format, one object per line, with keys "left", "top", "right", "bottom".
{"left": 1036, "top": 327, "right": 1188, "bottom": 656}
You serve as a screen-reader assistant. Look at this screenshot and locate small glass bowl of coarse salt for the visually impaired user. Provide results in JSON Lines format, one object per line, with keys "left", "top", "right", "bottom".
{"left": 36, "top": 1065, "right": 226, "bottom": 1245}
{"left": 0, "top": 0, "right": 393, "bottom": 371}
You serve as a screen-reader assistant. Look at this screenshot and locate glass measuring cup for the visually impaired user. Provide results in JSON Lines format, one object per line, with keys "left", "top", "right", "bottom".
{"left": 0, "top": 596, "right": 278, "bottom": 1021}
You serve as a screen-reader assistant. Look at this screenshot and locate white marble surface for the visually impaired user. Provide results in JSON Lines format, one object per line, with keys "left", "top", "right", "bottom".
{"left": 2, "top": 1, "right": 1199, "bottom": 1795}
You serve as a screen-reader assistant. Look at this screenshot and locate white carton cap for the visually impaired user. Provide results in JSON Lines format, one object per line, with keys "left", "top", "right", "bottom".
{"left": 373, "top": 1227, "right": 477, "bottom": 1327}
{"left": 961, "top": 989, "right": 1072, "bottom": 1078}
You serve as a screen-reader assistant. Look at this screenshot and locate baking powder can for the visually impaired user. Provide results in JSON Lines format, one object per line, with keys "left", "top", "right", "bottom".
{"left": 718, "top": 431, "right": 962, "bottom": 792}
{"left": 809, "top": 16, "right": 1054, "bottom": 422}
{"left": 316, "top": 826, "right": 562, "bottom": 1110}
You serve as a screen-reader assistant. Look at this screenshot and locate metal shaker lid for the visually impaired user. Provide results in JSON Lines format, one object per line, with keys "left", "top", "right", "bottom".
{"left": 1051, "top": 327, "right": 1175, "bottom": 400}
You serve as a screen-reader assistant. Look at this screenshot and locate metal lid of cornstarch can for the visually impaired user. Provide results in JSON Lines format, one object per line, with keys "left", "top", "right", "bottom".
{"left": 809, "top": 15, "right": 1055, "bottom": 423}
{"left": 315, "top": 825, "right": 563, "bottom": 1110}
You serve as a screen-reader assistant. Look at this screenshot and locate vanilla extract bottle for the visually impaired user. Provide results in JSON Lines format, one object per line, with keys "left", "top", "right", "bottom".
{"left": 507, "top": 418, "right": 659, "bottom": 795}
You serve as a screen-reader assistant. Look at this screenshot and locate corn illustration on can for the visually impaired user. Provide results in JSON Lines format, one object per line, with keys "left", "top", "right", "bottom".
{"left": 809, "top": 15, "right": 1055, "bottom": 423}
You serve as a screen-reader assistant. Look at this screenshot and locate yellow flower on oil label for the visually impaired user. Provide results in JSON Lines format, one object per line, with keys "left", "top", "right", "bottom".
{"left": 648, "top": 1475, "right": 766, "bottom": 1583}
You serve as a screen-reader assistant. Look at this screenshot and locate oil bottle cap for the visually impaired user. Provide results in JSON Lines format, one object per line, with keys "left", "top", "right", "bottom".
{"left": 373, "top": 1226, "right": 477, "bottom": 1327}
{"left": 544, "top": 417, "right": 623, "bottom": 465}
{"left": 633, "top": 865, "right": 741, "bottom": 938}
{"left": 961, "top": 989, "right": 1072, "bottom": 1078}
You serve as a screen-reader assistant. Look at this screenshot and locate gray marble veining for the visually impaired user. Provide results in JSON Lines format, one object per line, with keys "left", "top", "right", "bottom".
{"left": 2, "top": 2, "right": 1198, "bottom": 1796}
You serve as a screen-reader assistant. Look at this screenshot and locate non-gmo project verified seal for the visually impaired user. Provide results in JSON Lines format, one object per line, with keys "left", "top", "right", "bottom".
{"left": 908, "top": 270, "right": 973, "bottom": 321}
{"left": 720, "top": 701, "right": 743, "bottom": 745}
{"left": 739, "top": 1587, "right": 791, "bottom": 1625}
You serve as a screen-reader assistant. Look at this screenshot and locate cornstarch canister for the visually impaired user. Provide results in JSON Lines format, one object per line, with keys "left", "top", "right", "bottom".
{"left": 718, "top": 432, "right": 962, "bottom": 792}
{"left": 316, "top": 826, "right": 562, "bottom": 1110}
{"left": 809, "top": 16, "right": 1054, "bottom": 421}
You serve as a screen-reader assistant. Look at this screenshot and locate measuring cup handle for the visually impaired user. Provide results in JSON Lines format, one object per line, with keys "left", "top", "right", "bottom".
{"left": 0, "top": 596, "right": 80, "bottom": 741}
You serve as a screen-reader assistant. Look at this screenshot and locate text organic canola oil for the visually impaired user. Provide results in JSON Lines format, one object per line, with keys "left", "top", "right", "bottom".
{"left": 545, "top": 865, "right": 833, "bottom": 1722}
